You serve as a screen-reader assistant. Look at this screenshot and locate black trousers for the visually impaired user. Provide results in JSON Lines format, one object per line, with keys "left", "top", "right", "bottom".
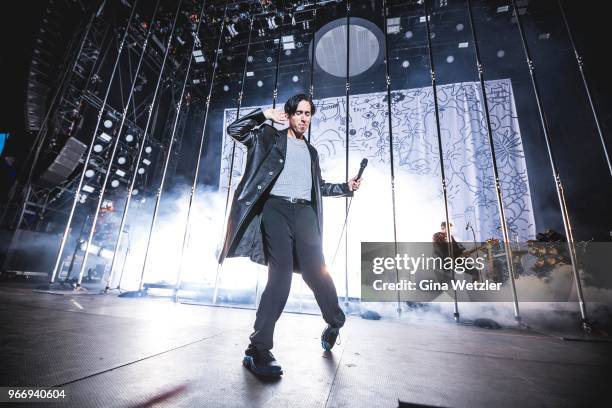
{"left": 249, "top": 196, "right": 346, "bottom": 351}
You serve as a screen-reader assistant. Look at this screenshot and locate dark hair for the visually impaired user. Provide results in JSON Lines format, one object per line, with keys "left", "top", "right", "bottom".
{"left": 441, "top": 221, "right": 453, "bottom": 228}
{"left": 284, "top": 93, "right": 316, "bottom": 116}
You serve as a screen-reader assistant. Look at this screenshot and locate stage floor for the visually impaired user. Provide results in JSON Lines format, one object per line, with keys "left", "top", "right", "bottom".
{"left": 0, "top": 284, "right": 610, "bottom": 408}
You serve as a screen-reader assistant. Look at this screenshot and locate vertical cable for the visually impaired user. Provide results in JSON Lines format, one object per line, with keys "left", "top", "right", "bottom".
{"left": 557, "top": 0, "right": 611, "bottom": 177}
{"left": 174, "top": 6, "right": 246, "bottom": 302}
{"left": 50, "top": 1, "right": 140, "bottom": 283}
{"left": 510, "top": 0, "right": 590, "bottom": 332}
{"left": 382, "top": 0, "right": 402, "bottom": 315}
{"left": 76, "top": 0, "right": 161, "bottom": 287}
{"left": 307, "top": 0, "right": 318, "bottom": 143}
{"left": 422, "top": 0, "right": 460, "bottom": 321}
{"left": 137, "top": 0, "right": 218, "bottom": 292}
{"left": 343, "top": 0, "right": 351, "bottom": 309}
{"left": 105, "top": 0, "right": 185, "bottom": 291}
{"left": 466, "top": 0, "right": 521, "bottom": 323}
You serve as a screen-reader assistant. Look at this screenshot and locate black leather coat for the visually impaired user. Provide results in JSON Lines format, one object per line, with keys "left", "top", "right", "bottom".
{"left": 218, "top": 108, "right": 352, "bottom": 267}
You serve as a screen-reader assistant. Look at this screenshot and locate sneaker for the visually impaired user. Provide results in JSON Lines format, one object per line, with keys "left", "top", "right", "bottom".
{"left": 321, "top": 324, "right": 340, "bottom": 351}
{"left": 242, "top": 344, "right": 283, "bottom": 377}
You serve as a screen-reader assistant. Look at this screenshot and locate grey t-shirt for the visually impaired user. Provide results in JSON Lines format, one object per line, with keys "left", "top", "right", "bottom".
{"left": 270, "top": 136, "right": 312, "bottom": 200}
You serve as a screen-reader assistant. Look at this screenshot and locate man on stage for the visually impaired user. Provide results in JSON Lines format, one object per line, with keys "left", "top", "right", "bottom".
{"left": 218, "top": 93, "right": 362, "bottom": 378}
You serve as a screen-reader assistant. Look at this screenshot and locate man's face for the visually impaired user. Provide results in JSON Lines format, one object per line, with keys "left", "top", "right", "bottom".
{"left": 288, "top": 100, "right": 312, "bottom": 136}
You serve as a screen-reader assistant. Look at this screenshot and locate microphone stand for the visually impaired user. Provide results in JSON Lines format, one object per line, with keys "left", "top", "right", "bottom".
{"left": 467, "top": 223, "right": 479, "bottom": 281}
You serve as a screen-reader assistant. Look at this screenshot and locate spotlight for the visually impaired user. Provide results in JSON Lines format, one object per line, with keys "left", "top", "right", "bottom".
{"left": 497, "top": 50, "right": 506, "bottom": 58}
{"left": 145, "top": 146, "right": 152, "bottom": 154}
{"left": 82, "top": 185, "right": 95, "bottom": 193}
{"left": 193, "top": 49, "right": 205, "bottom": 63}
{"left": 125, "top": 134, "right": 134, "bottom": 142}
{"left": 79, "top": 194, "right": 87, "bottom": 203}
{"left": 93, "top": 144, "right": 103, "bottom": 153}
{"left": 111, "top": 180, "right": 120, "bottom": 188}
{"left": 387, "top": 17, "right": 400, "bottom": 34}
{"left": 85, "top": 169, "right": 95, "bottom": 178}
{"left": 456, "top": 23, "right": 464, "bottom": 31}
{"left": 266, "top": 56, "right": 272, "bottom": 63}
{"left": 99, "top": 132, "right": 112, "bottom": 142}
{"left": 405, "top": 30, "right": 413, "bottom": 39}
{"left": 138, "top": 168, "right": 145, "bottom": 175}
{"left": 292, "top": 75, "right": 299, "bottom": 82}
{"left": 446, "top": 55, "right": 454, "bottom": 63}
{"left": 132, "top": 189, "right": 139, "bottom": 196}
{"left": 103, "top": 119, "right": 113, "bottom": 129}
{"left": 257, "top": 80, "right": 263, "bottom": 87}
{"left": 227, "top": 23, "right": 238, "bottom": 37}
{"left": 402, "top": 60, "right": 410, "bottom": 68}
{"left": 285, "top": 49, "right": 292, "bottom": 56}
{"left": 223, "top": 85, "right": 229, "bottom": 91}
{"left": 117, "top": 156, "right": 127, "bottom": 165}
{"left": 247, "top": 55, "right": 253, "bottom": 62}
{"left": 116, "top": 169, "right": 126, "bottom": 177}
{"left": 282, "top": 35, "right": 295, "bottom": 50}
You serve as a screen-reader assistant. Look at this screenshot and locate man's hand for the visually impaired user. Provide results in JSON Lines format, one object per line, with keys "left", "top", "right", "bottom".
{"left": 263, "top": 108, "right": 288, "bottom": 124}
{"left": 348, "top": 176, "right": 362, "bottom": 192}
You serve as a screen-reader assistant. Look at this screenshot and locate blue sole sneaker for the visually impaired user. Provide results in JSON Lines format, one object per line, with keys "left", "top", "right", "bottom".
{"left": 242, "top": 346, "right": 283, "bottom": 377}
{"left": 321, "top": 325, "right": 340, "bottom": 351}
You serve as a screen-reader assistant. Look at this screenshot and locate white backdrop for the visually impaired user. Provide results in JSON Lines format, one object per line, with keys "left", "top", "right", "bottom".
{"left": 221, "top": 79, "right": 535, "bottom": 297}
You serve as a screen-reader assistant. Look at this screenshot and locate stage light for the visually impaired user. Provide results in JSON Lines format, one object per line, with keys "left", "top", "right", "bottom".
{"left": 111, "top": 180, "right": 120, "bottom": 188}
{"left": 266, "top": 56, "right": 272, "bottom": 63}
{"left": 446, "top": 55, "right": 454, "bottom": 63}
{"left": 125, "top": 134, "right": 134, "bottom": 142}
{"left": 497, "top": 50, "right": 506, "bottom": 58}
{"left": 193, "top": 49, "right": 205, "bottom": 63}
{"left": 282, "top": 35, "right": 295, "bottom": 50}
{"left": 79, "top": 194, "right": 87, "bottom": 203}
{"left": 117, "top": 156, "right": 127, "bottom": 165}
{"left": 103, "top": 119, "right": 113, "bottom": 129}
{"left": 387, "top": 17, "right": 400, "bottom": 34}
{"left": 247, "top": 55, "right": 253, "bottom": 63}
{"left": 402, "top": 60, "right": 410, "bottom": 68}
{"left": 142, "top": 158, "right": 151, "bottom": 166}
{"left": 145, "top": 146, "right": 152, "bottom": 154}
{"left": 285, "top": 49, "right": 292, "bottom": 56}
{"left": 246, "top": 71, "right": 254, "bottom": 77}
{"left": 85, "top": 169, "right": 95, "bottom": 178}
{"left": 93, "top": 144, "right": 103, "bottom": 153}
{"left": 223, "top": 85, "right": 229, "bottom": 91}
{"left": 227, "top": 23, "right": 238, "bottom": 37}
{"left": 458, "top": 42, "right": 469, "bottom": 48}
{"left": 99, "top": 132, "right": 112, "bottom": 142}
{"left": 138, "top": 168, "right": 145, "bottom": 175}
{"left": 257, "top": 80, "right": 263, "bottom": 87}
{"left": 116, "top": 169, "right": 126, "bottom": 177}
{"left": 82, "top": 185, "right": 95, "bottom": 193}
{"left": 405, "top": 30, "right": 413, "bottom": 39}
{"left": 456, "top": 23, "right": 464, "bottom": 31}
{"left": 497, "top": 5, "right": 509, "bottom": 13}
{"left": 292, "top": 75, "right": 299, "bottom": 82}
{"left": 132, "top": 189, "right": 139, "bottom": 196}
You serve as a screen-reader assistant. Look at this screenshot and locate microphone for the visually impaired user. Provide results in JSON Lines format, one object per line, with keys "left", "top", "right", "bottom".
{"left": 465, "top": 221, "right": 471, "bottom": 231}
{"left": 356, "top": 158, "right": 368, "bottom": 180}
